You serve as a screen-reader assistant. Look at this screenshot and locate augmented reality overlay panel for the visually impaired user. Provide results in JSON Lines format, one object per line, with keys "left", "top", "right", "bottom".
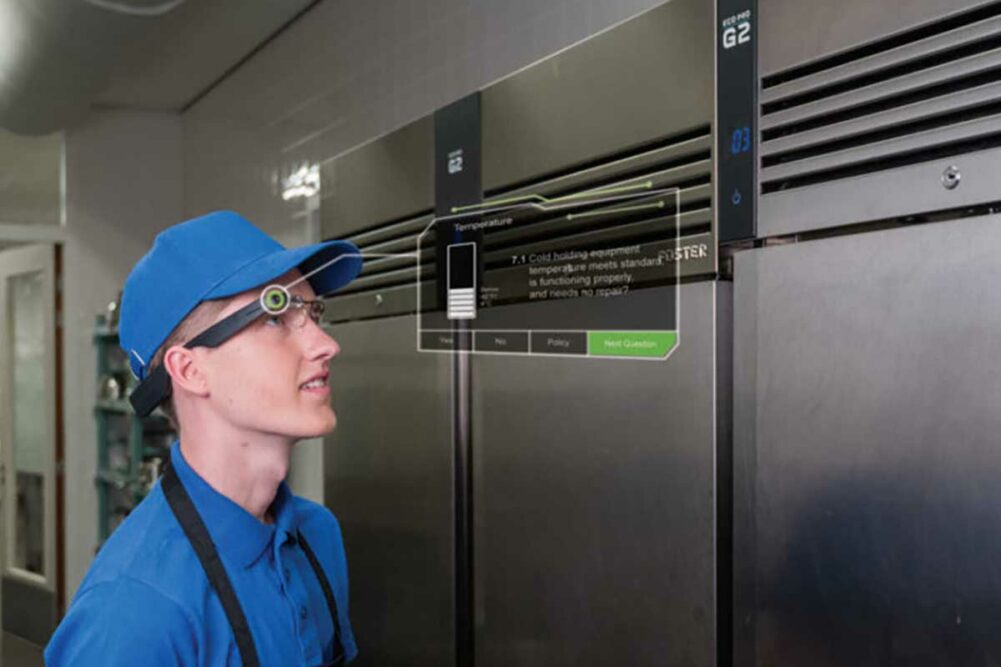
{"left": 416, "top": 183, "right": 681, "bottom": 359}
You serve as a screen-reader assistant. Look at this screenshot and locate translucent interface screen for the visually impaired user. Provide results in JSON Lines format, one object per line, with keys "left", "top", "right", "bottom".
{"left": 417, "top": 182, "right": 680, "bottom": 360}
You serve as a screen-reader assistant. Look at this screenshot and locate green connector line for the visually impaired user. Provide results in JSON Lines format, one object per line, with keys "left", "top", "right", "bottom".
{"left": 450, "top": 180, "right": 653, "bottom": 213}
{"left": 566, "top": 200, "right": 665, "bottom": 221}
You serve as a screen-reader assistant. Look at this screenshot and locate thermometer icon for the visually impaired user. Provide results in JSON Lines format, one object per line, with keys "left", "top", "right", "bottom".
{"left": 447, "top": 242, "right": 477, "bottom": 320}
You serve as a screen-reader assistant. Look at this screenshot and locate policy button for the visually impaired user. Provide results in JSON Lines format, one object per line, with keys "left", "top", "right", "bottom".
{"left": 530, "top": 332, "right": 587, "bottom": 355}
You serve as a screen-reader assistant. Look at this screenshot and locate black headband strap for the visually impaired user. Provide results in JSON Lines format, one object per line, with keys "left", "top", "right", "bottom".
{"left": 129, "top": 299, "right": 263, "bottom": 417}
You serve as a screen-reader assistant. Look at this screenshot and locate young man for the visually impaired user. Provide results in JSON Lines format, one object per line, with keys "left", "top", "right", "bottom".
{"left": 46, "top": 210, "right": 363, "bottom": 666}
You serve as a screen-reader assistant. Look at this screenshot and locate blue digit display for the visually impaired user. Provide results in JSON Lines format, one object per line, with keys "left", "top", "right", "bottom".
{"left": 730, "top": 126, "right": 751, "bottom": 155}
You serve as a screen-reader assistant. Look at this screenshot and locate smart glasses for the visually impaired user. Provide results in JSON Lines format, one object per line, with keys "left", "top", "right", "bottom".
{"left": 263, "top": 292, "right": 326, "bottom": 329}
{"left": 129, "top": 283, "right": 327, "bottom": 418}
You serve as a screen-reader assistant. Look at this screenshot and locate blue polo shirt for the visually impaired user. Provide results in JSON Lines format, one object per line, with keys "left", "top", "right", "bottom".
{"left": 46, "top": 441, "right": 357, "bottom": 666}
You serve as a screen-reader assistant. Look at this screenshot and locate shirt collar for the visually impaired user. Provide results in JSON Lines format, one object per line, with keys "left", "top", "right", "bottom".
{"left": 168, "top": 440, "right": 300, "bottom": 568}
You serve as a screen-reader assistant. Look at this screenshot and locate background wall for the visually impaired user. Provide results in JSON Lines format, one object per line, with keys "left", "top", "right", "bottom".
{"left": 181, "top": 0, "right": 669, "bottom": 513}
{"left": 63, "top": 109, "right": 182, "bottom": 599}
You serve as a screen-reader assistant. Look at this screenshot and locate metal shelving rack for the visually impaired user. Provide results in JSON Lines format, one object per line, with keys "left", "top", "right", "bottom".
{"left": 93, "top": 316, "right": 174, "bottom": 543}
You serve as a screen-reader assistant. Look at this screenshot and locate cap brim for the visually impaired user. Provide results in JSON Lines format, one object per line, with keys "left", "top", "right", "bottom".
{"left": 204, "top": 239, "right": 362, "bottom": 300}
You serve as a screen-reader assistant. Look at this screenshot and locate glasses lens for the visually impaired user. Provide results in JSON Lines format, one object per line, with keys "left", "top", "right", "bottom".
{"left": 309, "top": 300, "right": 325, "bottom": 324}
{"left": 283, "top": 296, "right": 325, "bottom": 329}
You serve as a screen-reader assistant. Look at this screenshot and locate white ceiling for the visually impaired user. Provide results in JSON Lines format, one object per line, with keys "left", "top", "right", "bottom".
{"left": 0, "top": 0, "right": 319, "bottom": 224}
{"left": 94, "top": 0, "right": 318, "bottom": 111}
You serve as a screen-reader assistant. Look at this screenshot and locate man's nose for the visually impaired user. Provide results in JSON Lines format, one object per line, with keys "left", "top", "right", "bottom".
{"left": 301, "top": 318, "right": 340, "bottom": 360}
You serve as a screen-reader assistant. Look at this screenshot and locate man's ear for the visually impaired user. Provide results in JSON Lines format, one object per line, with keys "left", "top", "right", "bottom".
{"left": 162, "top": 345, "right": 210, "bottom": 398}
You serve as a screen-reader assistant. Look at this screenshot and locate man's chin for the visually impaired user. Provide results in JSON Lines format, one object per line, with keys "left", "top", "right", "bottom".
{"left": 273, "top": 405, "right": 336, "bottom": 440}
{"left": 300, "top": 410, "right": 337, "bottom": 439}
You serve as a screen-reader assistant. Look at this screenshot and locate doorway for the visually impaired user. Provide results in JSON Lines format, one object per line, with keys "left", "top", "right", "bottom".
{"left": 0, "top": 242, "right": 60, "bottom": 662}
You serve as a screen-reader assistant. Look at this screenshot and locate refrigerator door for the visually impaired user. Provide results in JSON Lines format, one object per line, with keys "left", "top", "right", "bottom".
{"left": 471, "top": 282, "right": 725, "bottom": 666}
{"left": 733, "top": 215, "right": 1001, "bottom": 665}
{"left": 321, "top": 116, "right": 434, "bottom": 238}
{"left": 759, "top": 0, "right": 982, "bottom": 77}
{"left": 481, "top": 0, "right": 712, "bottom": 193}
{"left": 757, "top": 0, "right": 1001, "bottom": 237}
{"left": 325, "top": 315, "right": 455, "bottom": 666}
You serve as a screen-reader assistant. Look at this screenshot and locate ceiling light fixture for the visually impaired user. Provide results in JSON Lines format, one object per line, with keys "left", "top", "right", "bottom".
{"left": 79, "top": 0, "right": 187, "bottom": 18}
{"left": 281, "top": 164, "right": 320, "bottom": 201}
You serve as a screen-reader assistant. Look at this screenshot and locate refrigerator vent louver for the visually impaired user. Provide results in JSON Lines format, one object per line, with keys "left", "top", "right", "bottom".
{"left": 760, "top": 0, "right": 1001, "bottom": 194}
{"left": 330, "top": 125, "right": 713, "bottom": 301}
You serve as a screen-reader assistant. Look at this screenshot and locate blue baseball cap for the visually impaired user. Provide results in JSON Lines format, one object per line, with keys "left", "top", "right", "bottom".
{"left": 120, "top": 210, "right": 361, "bottom": 380}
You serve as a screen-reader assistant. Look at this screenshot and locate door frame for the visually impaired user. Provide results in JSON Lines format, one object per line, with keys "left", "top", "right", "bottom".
{"left": 0, "top": 240, "right": 63, "bottom": 645}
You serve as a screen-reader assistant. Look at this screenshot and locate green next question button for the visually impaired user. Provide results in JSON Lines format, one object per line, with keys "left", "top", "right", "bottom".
{"left": 587, "top": 331, "right": 678, "bottom": 358}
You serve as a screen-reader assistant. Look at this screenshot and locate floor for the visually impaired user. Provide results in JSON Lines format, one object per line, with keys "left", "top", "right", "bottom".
{"left": 2, "top": 632, "right": 44, "bottom": 666}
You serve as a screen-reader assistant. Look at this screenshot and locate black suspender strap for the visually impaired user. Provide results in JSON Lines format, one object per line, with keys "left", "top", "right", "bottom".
{"left": 297, "top": 531, "right": 346, "bottom": 665}
{"left": 161, "top": 460, "right": 347, "bottom": 666}
{"left": 162, "top": 462, "right": 261, "bottom": 667}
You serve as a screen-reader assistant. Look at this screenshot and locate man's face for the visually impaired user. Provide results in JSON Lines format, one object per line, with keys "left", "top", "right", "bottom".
{"left": 195, "top": 269, "right": 340, "bottom": 440}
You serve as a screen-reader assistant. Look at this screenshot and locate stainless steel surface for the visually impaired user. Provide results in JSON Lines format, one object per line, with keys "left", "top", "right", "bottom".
{"left": 326, "top": 282, "right": 428, "bottom": 323}
{"left": 757, "top": 144, "right": 1001, "bottom": 237}
{"left": 481, "top": 0, "right": 712, "bottom": 191}
{"left": 486, "top": 133, "right": 712, "bottom": 201}
{"left": 329, "top": 139, "right": 714, "bottom": 319}
{"left": 756, "top": 0, "right": 1001, "bottom": 235}
{"left": 483, "top": 181, "right": 712, "bottom": 249}
{"left": 453, "top": 329, "right": 473, "bottom": 666}
{"left": 338, "top": 187, "right": 711, "bottom": 305}
{"left": 773, "top": 41, "right": 1001, "bottom": 123}
{"left": 326, "top": 0, "right": 715, "bottom": 323}
{"left": 715, "top": 282, "right": 734, "bottom": 665}
{"left": 345, "top": 214, "right": 433, "bottom": 252}
{"left": 340, "top": 263, "right": 432, "bottom": 295}
{"left": 731, "top": 251, "right": 759, "bottom": 667}
{"left": 762, "top": 80, "right": 1001, "bottom": 156}
{"left": 471, "top": 282, "right": 722, "bottom": 666}
{"left": 357, "top": 251, "right": 431, "bottom": 280}
{"left": 321, "top": 117, "right": 434, "bottom": 238}
{"left": 760, "top": 110, "right": 1001, "bottom": 184}
{"left": 483, "top": 164, "right": 712, "bottom": 246}
{"left": 761, "top": 47, "right": 1001, "bottom": 131}
{"left": 759, "top": 0, "right": 991, "bottom": 77}
{"left": 760, "top": 11, "right": 1001, "bottom": 104}
{"left": 320, "top": 6, "right": 724, "bottom": 666}
{"left": 733, "top": 215, "right": 1001, "bottom": 665}
{"left": 324, "top": 315, "right": 455, "bottom": 666}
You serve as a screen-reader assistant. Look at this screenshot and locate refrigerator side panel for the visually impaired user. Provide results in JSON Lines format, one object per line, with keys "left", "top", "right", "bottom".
{"left": 325, "top": 315, "right": 455, "bottom": 667}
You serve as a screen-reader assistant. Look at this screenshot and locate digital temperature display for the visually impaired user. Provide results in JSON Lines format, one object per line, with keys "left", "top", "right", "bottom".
{"left": 730, "top": 126, "right": 751, "bottom": 155}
